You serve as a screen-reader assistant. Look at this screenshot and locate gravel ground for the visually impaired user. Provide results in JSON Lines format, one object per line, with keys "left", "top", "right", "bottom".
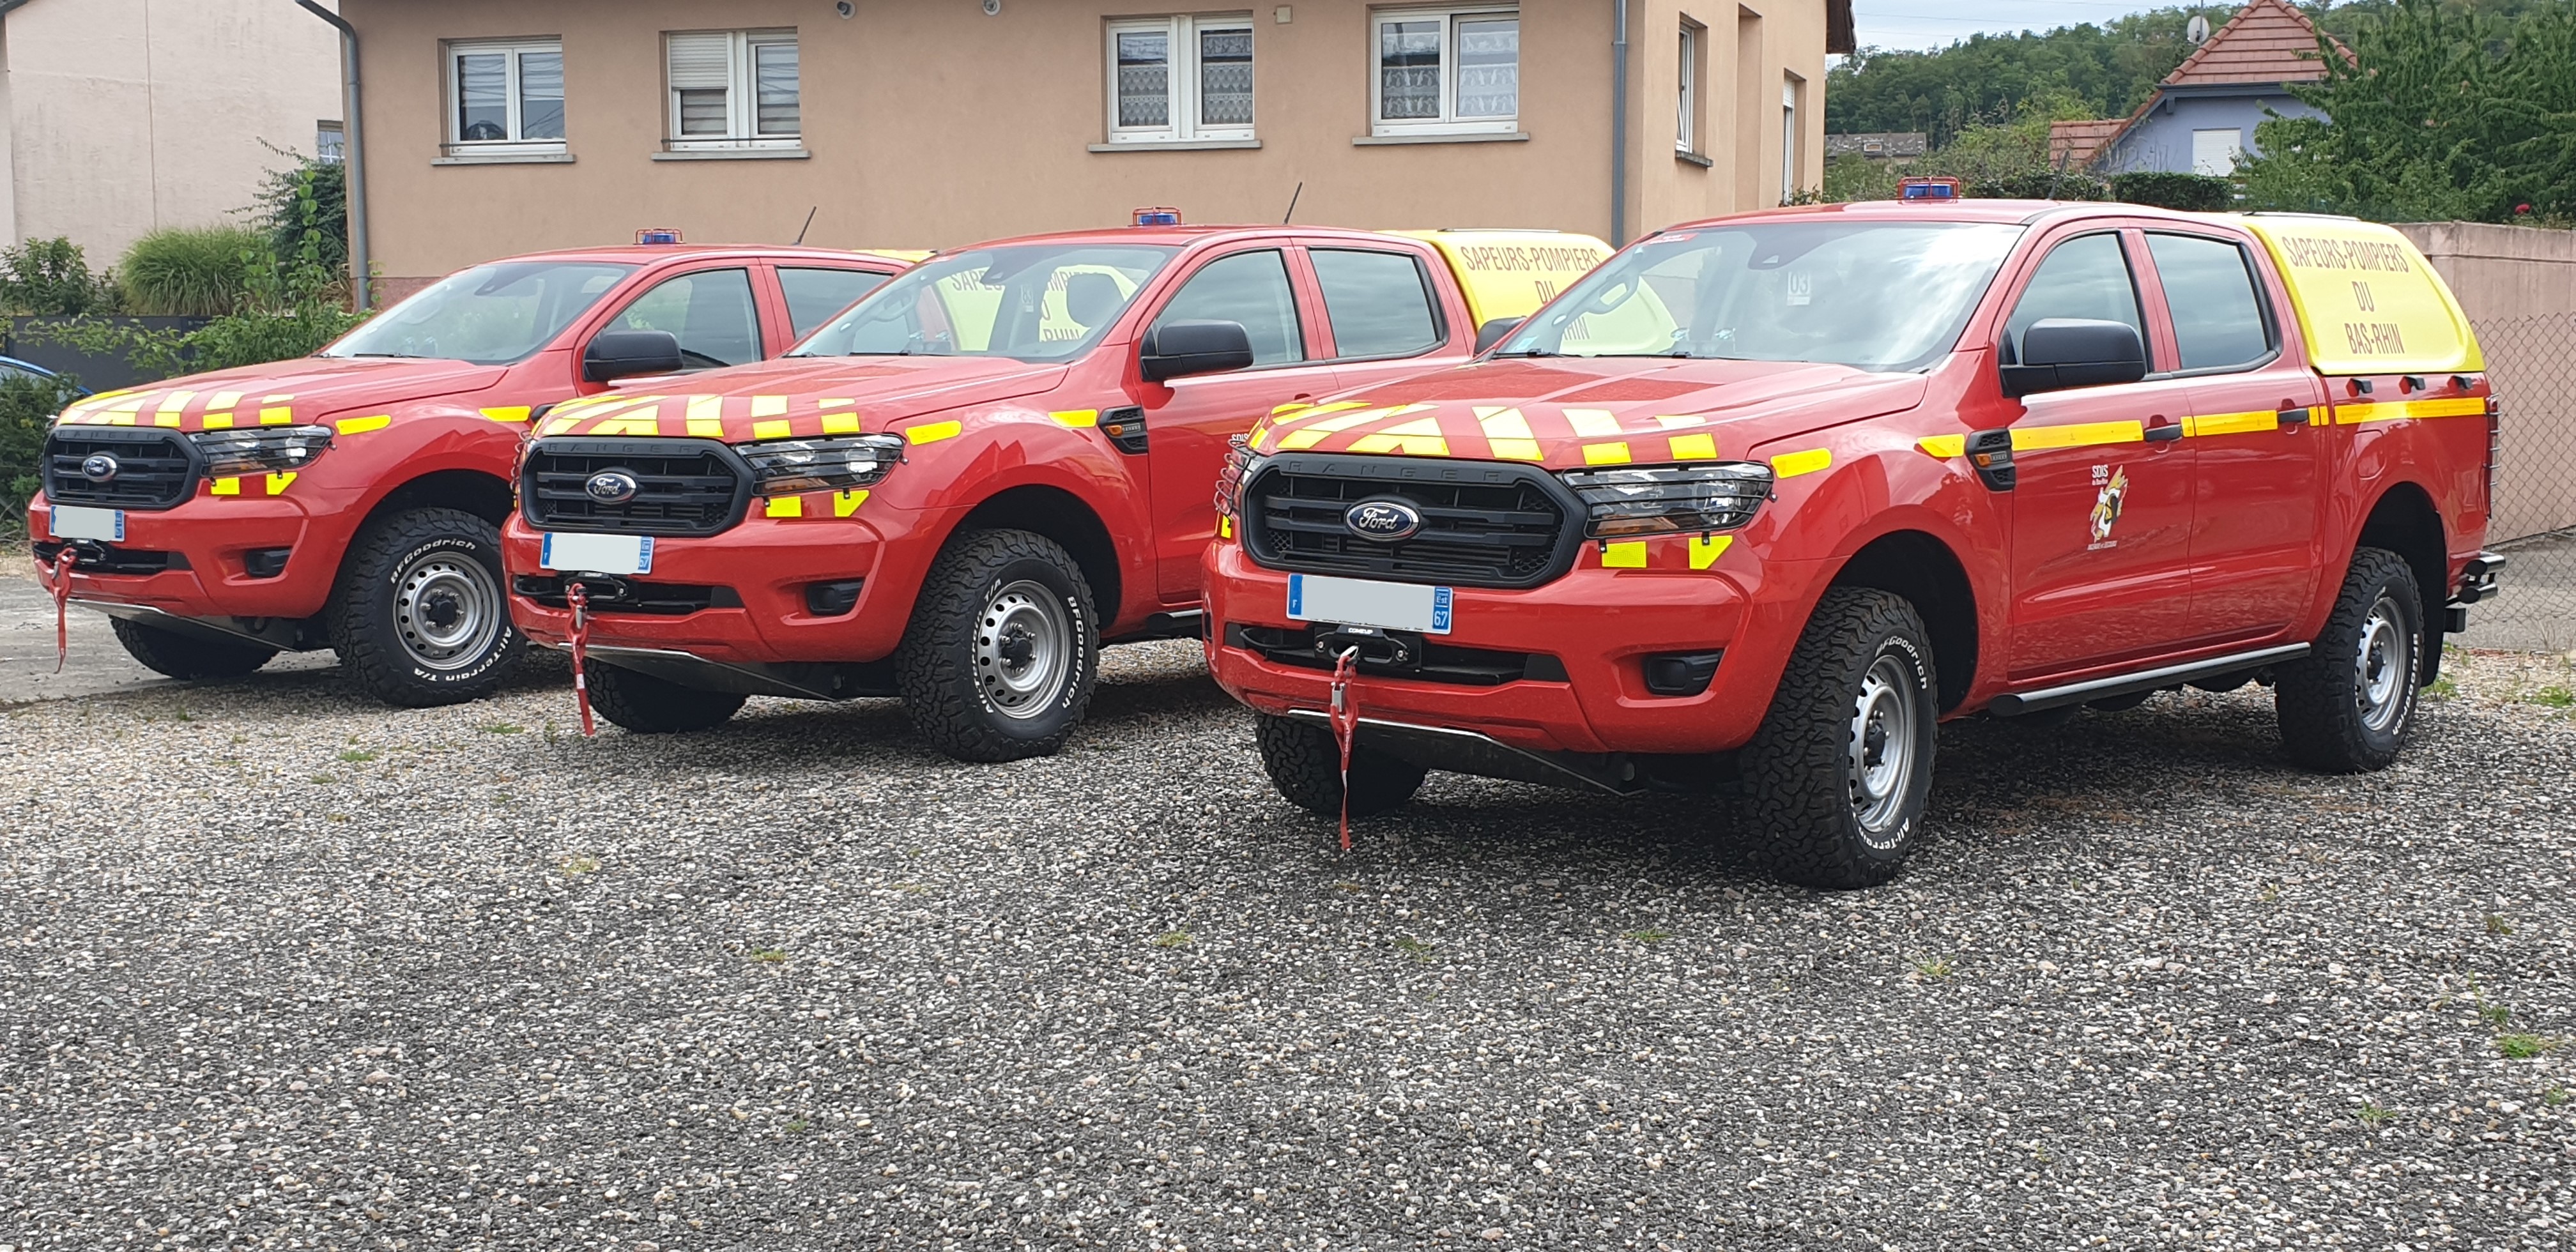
{"left": 3, "top": 642, "right": 2572, "bottom": 1251}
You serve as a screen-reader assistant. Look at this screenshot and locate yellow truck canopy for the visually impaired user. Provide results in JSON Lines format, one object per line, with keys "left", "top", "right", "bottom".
{"left": 1388, "top": 230, "right": 1616, "bottom": 328}
{"left": 2237, "top": 216, "right": 2483, "bottom": 376}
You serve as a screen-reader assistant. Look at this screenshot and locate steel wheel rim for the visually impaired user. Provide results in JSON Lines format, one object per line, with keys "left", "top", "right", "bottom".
{"left": 395, "top": 553, "right": 503, "bottom": 671}
{"left": 976, "top": 579, "right": 1070, "bottom": 721}
{"left": 2355, "top": 591, "right": 2411, "bottom": 733}
{"left": 1848, "top": 653, "right": 1919, "bottom": 844}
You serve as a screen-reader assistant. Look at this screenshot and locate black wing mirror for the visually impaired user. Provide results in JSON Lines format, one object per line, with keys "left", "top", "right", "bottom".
{"left": 583, "top": 330, "right": 684, "bottom": 383}
{"left": 1139, "top": 320, "right": 1255, "bottom": 383}
{"left": 2000, "top": 318, "right": 2147, "bottom": 397}
{"left": 1474, "top": 317, "right": 1527, "bottom": 354}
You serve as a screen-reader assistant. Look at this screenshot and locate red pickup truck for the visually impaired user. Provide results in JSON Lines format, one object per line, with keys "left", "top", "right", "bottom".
{"left": 503, "top": 224, "right": 1607, "bottom": 760}
{"left": 1204, "top": 202, "right": 2505, "bottom": 888}
{"left": 29, "top": 244, "right": 914, "bottom": 705}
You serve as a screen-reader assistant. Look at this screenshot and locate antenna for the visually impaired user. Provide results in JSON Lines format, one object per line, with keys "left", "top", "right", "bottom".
{"left": 792, "top": 205, "right": 818, "bottom": 246}
{"left": 2186, "top": 14, "right": 2210, "bottom": 43}
{"left": 1282, "top": 181, "right": 1303, "bottom": 225}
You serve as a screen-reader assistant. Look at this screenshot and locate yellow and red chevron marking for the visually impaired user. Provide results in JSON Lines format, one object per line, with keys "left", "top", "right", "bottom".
{"left": 56, "top": 388, "right": 305, "bottom": 432}
{"left": 535, "top": 393, "right": 908, "bottom": 443}
{"left": 1248, "top": 400, "right": 1749, "bottom": 470}
{"left": 1588, "top": 533, "right": 1740, "bottom": 572}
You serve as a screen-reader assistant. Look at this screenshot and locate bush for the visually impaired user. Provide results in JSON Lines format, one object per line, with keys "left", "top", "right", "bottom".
{"left": 0, "top": 238, "right": 118, "bottom": 316}
{"left": 1968, "top": 170, "right": 2108, "bottom": 201}
{"left": 1, "top": 369, "right": 89, "bottom": 517}
{"left": 118, "top": 226, "right": 270, "bottom": 316}
{"left": 256, "top": 154, "right": 348, "bottom": 280}
{"left": 2110, "top": 171, "right": 2233, "bottom": 211}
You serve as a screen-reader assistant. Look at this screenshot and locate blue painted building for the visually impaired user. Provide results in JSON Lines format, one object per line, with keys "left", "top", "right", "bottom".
{"left": 2053, "top": 0, "right": 2343, "bottom": 177}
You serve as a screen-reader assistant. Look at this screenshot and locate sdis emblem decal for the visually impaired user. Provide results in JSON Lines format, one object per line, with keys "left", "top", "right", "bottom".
{"left": 2087, "top": 465, "right": 2128, "bottom": 550}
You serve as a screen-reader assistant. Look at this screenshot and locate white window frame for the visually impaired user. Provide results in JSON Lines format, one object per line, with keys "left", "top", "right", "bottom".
{"left": 1676, "top": 23, "right": 1698, "bottom": 154}
{"left": 444, "top": 38, "right": 566, "bottom": 155}
{"left": 1104, "top": 14, "right": 1257, "bottom": 144}
{"left": 1781, "top": 74, "right": 1802, "bottom": 202}
{"left": 664, "top": 29, "right": 801, "bottom": 150}
{"left": 1368, "top": 6, "right": 1520, "bottom": 137}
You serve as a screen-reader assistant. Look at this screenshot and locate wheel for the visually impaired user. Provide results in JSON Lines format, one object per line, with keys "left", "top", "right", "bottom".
{"left": 327, "top": 506, "right": 525, "bottom": 708}
{"left": 109, "top": 617, "right": 277, "bottom": 680}
{"left": 1739, "top": 588, "right": 1939, "bottom": 890}
{"left": 1253, "top": 713, "right": 1429, "bottom": 820}
{"left": 2276, "top": 547, "right": 2421, "bottom": 773}
{"left": 586, "top": 662, "right": 747, "bottom": 733}
{"left": 894, "top": 528, "right": 1099, "bottom": 763}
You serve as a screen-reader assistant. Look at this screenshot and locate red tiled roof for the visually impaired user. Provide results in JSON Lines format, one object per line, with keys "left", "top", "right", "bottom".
{"left": 2049, "top": 119, "right": 2126, "bottom": 168}
{"left": 2161, "top": 0, "right": 2349, "bottom": 88}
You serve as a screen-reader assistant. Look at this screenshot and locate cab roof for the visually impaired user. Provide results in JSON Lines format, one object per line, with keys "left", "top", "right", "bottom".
{"left": 935, "top": 223, "right": 1445, "bottom": 251}
{"left": 1652, "top": 199, "right": 2306, "bottom": 233}
{"left": 493, "top": 243, "right": 923, "bottom": 266}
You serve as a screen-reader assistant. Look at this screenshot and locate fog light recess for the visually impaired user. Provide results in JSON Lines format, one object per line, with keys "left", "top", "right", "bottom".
{"left": 1641, "top": 650, "right": 1723, "bottom": 697}
{"left": 804, "top": 579, "right": 865, "bottom": 616}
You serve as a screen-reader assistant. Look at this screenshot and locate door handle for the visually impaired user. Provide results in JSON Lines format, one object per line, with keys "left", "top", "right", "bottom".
{"left": 2143, "top": 414, "right": 2182, "bottom": 444}
{"left": 2276, "top": 407, "right": 2311, "bottom": 427}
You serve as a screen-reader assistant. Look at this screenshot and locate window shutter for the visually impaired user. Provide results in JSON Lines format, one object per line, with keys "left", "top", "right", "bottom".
{"left": 667, "top": 33, "right": 732, "bottom": 89}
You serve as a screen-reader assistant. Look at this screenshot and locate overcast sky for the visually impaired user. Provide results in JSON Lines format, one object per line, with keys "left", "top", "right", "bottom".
{"left": 1851, "top": 0, "right": 2193, "bottom": 52}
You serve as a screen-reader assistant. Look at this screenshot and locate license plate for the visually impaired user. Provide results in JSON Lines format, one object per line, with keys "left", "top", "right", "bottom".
{"left": 1287, "top": 574, "right": 1452, "bottom": 635}
{"left": 540, "top": 531, "right": 654, "bottom": 576}
{"left": 49, "top": 505, "right": 125, "bottom": 542}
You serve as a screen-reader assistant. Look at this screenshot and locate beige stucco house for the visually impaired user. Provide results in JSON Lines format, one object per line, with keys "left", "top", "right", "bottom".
{"left": 340, "top": 0, "right": 1851, "bottom": 299}
{"left": 0, "top": 0, "right": 345, "bottom": 266}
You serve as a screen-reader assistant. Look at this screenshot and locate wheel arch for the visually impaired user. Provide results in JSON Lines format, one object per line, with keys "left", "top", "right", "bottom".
{"left": 951, "top": 483, "right": 1124, "bottom": 622}
{"left": 2350, "top": 480, "right": 2446, "bottom": 683}
{"left": 1823, "top": 528, "right": 1980, "bottom": 714}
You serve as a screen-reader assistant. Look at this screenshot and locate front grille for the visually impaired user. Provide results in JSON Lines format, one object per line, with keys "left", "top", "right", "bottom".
{"left": 1241, "top": 452, "right": 1582, "bottom": 589}
{"left": 512, "top": 574, "right": 740, "bottom": 616}
{"left": 33, "top": 540, "right": 187, "bottom": 576}
{"left": 42, "top": 427, "right": 197, "bottom": 510}
{"left": 521, "top": 438, "right": 751, "bottom": 538}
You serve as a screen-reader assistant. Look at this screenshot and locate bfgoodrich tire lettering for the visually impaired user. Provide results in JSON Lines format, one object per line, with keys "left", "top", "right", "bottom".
{"left": 109, "top": 618, "right": 277, "bottom": 680}
{"left": 894, "top": 528, "right": 1099, "bottom": 763}
{"left": 1739, "top": 587, "right": 1940, "bottom": 890}
{"left": 2276, "top": 546, "right": 2422, "bottom": 774}
{"left": 586, "top": 662, "right": 748, "bottom": 733}
{"left": 328, "top": 507, "right": 525, "bottom": 708}
{"left": 1253, "top": 713, "right": 1428, "bottom": 821}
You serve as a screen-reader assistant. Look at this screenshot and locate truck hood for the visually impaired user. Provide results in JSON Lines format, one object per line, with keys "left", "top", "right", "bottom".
{"left": 535, "top": 355, "right": 1072, "bottom": 443}
{"left": 53, "top": 356, "right": 514, "bottom": 432}
{"left": 1248, "top": 356, "right": 1929, "bottom": 470}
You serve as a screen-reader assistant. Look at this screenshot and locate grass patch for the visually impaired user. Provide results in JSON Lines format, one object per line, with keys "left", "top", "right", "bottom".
{"left": 2530, "top": 685, "right": 2574, "bottom": 708}
{"left": 307, "top": 772, "right": 335, "bottom": 784}
{"left": 479, "top": 722, "right": 525, "bottom": 735}
{"left": 747, "top": 947, "right": 788, "bottom": 964}
{"left": 1622, "top": 927, "right": 1673, "bottom": 945}
{"left": 2356, "top": 1100, "right": 2393, "bottom": 1127}
{"left": 2426, "top": 675, "right": 2458, "bottom": 700}
{"left": 783, "top": 1118, "right": 810, "bottom": 1134}
{"left": 2484, "top": 913, "right": 2515, "bottom": 936}
{"left": 2496, "top": 1034, "right": 2556, "bottom": 1060}
{"left": 1910, "top": 954, "right": 1956, "bottom": 980}
{"left": 2543, "top": 1086, "right": 2569, "bottom": 1106}
{"left": 559, "top": 855, "right": 601, "bottom": 876}
{"left": 1390, "top": 935, "right": 1438, "bottom": 962}
{"left": 1151, "top": 931, "right": 1194, "bottom": 949}
{"left": 337, "top": 749, "right": 378, "bottom": 763}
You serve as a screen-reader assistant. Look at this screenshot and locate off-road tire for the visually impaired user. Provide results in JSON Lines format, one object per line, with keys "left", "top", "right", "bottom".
{"left": 109, "top": 618, "right": 277, "bottom": 680}
{"left": 1254, "top": 713, "right": 1429, "bottom": 820}
{"left": 894, "top": 528, "right": 1098, "bottom": 763}
{"left": 1740, "top": 588, "right": 1939, "bottom": 890}
{"left": 585, "top": 662, "right": 747, "bottom": 733}
{"left": 327, "top": 507, "right": 523, "bottom": 708}
{"left": 2276, "top": 547, "right": 2422, "bottom": 774}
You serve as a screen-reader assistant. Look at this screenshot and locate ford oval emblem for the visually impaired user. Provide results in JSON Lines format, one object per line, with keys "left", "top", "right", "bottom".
{"left": 80, "top": 453, "right": 119, "bottom": 482}
{"left": 585, "top": 470, "right": 641, "bottom": 505}
{"left": 1344, "top": 499, "right": 1422, "bottom": 542}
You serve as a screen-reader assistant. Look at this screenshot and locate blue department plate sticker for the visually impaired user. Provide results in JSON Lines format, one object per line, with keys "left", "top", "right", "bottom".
{"left": 1432, "top": 586, "right": 1453, "bottom": 634}
{"left": 1287, "top": 574, "right": 1305, "bottom": 618}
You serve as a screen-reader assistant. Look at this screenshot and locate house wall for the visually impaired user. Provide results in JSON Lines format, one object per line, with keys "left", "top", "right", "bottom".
{"left": 341, "top": 0, "right": 1828, "bottom": 293}
{"left": 2099, "top": 89, "right": 2319, "bottom": 176}
{"left": 2398, "top": 222, "right": 2576, "bottom": 542}
{"left": 0, "top": 0, "right": 344, "bottom": 266}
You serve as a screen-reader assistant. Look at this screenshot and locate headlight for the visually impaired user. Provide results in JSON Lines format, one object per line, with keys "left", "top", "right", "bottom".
{"left": 1556, "top": 462, "right": 1772, "bottom": 538}
{"left": 191, "top": 425, "right": 335, "bottom": 477}
{"left": 739, "top": 434, "right": 907, "bottom": 494}
{"left": 1214, "top": 434, "right": 1264, "bottom": 520}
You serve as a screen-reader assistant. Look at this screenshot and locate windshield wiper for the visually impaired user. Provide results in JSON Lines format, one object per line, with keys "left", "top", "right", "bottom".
{"left": 1486, "top": 348, "right": 1558, "bottom": 358}
{"left": 346, "top": 351, "right": 436, "bottom": 359}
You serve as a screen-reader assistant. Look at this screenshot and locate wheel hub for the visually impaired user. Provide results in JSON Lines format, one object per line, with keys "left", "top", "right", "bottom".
{"left": 1846, "top": 653, "right": 1920, "bottom": 846}
{"left": 974, "top": 579, "right": 1070, "bottom": 720}
{"left": 394, "top": 553, "right": 502, "bottom": 672}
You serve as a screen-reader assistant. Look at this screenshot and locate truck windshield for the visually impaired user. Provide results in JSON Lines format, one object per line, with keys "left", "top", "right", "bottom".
{"left": 321, "top": 261, "right": 637, "bottom": 365}
{"left": 1496, "top": 220, "right": 2023, "bottom": 373}
{"left": 790, "top": 243, "right": 1179, "bottom": 362}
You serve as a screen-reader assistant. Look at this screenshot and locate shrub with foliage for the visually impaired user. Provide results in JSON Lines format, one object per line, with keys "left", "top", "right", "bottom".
{"left": 1, "top": 369, "right": 89, "bottom": 516}
{"left": 2110, "top": 171, "right": 2233, "bottom": 211}
{"left": 0, "top": 238, "right": 119, "bottom": 316}
{"left": 256, "top": 150, "right": 348, "bottom": 281}
{"left": 1822, "top": 91, "right": 2106, "bottom": 204}
{"left": 118, "top": 226, "right": 271, "bottom": 316}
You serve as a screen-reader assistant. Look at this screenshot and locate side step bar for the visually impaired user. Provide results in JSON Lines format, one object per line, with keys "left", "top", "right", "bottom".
{"left": 554, "top": 643, "right": 896, "bottom": 701}
{"left": 1282, "top": 708, "right": 1645, "bottom": 795}
{"left": 1988, "top": 642, "right": 2309, "bottom": 717}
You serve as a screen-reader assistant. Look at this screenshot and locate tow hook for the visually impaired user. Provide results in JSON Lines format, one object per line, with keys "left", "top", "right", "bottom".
{"left": 1315, "top": 626, "right": 1413, "bottom": 669}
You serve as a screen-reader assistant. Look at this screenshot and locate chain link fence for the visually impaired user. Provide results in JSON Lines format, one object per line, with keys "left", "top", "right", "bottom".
{"left": 2461, "top": 313, "right": 2576, "bottom": 653}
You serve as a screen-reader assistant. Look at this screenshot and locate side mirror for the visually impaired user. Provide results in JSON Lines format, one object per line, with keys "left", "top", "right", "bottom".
{"left": 1139, "top": 320, "right": 1255, "bottom": 383}
{"left": 1474, "top": 316, "right": 1526, "bottom": 354}
{"left": 2000, "top": 318, "right": 2147, "bottom": 397}
{"left": 583, "top": 330, "right": 684, "bottom": 383}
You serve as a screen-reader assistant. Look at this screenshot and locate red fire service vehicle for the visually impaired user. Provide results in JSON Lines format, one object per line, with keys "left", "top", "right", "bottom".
{"left": 502, "top": 222, "right": 1609, "bottom": 760}
{"left": 1202, "top": 202, "right": 2506, "bottom": 889}
{"left": 28, "top": 243, "right": 917, "bottom": 705}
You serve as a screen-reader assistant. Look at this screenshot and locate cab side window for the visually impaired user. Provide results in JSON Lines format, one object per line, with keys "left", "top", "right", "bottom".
{"left": 1311, "top": 248, "right": 1441, "bottom": 359}
{"left": 610, "top": 267, "right": 762, "bottom": 369}
{"left": 2004, "top": 233, "right": 2143, "bottom": 365}
{"left": 2146, "top": 233, "right": 2272, "bottom": 371}
{"left": 1149, "top": 250, "right": 1303, "bottom": 366}
{"left": 779, "top": 267, "right": 893, "bottom": 337}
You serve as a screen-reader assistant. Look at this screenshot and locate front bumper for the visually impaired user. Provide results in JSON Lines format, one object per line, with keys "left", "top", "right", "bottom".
{"left": 1201, "top": 539, "right": 1814, "bottom": 758}
{"left": 26, "top": 489, "right": 338, "bottom": 622}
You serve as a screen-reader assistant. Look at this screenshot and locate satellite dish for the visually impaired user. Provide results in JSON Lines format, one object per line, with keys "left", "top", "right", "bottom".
{"left": 2187, "top": 14, "right": 2211, "bottom": 43}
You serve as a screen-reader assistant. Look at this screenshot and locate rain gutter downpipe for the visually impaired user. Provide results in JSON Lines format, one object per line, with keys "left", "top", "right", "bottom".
{"left": 1609, "top": 0, "right": 1630, "bottom": 246}
{"left": 296, "top": 0, "right": 371, "bottom": 312}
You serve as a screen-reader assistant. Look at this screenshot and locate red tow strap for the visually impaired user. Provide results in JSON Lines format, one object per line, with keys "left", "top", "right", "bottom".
{"left": 565, "top": 581, "right": 597, "bottom": 738}
{"left": 1328, "top": 645, "right": 1361, "bottom": 852}
{"left": 44, "top": 546, "right": 77, "bottom": 673}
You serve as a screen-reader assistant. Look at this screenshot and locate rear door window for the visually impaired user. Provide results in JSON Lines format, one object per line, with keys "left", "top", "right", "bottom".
{"left": 779, "top": 267, "right": 893, "bottom": 337}
{"left": 1148, "top": 249, "right": 1304, "bottom": 366}
{"left": 608, "top": 267, "right": 762, "bottom": 369}
{"left": 2145, "top": 233, "right": 2273, "bottom": 371}
{"left": 1311, "top": 248, "right": 1442, "bottom": 359}
{"left": 2004, "top": 233, "right": 2144, "bottom": 364}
